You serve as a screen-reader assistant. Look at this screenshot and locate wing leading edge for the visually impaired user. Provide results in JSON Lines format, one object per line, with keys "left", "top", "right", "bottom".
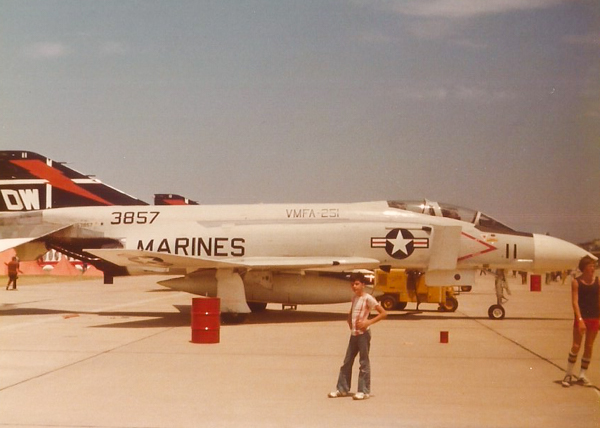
{"left": 86, "top": 248, "right": 381, "bottom": 273}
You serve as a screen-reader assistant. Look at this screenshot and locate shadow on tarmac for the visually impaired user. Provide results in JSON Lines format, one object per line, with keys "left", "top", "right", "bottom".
{"left": 386, "top": 311, "right": 570, "bottom": 322}
{"left": 1, "top": 303, "right": 569, "bottom": 328}
{"left": 552, "top": 380, "right": 600, "bottom": 392}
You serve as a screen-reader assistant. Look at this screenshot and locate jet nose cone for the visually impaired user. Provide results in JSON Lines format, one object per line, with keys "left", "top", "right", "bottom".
{"left": 533, "top": 234, "right": 596, "bottom": 272}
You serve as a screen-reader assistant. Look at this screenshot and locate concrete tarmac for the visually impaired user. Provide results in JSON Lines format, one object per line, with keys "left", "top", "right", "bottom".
{"left": 1, "top": 273, "right": 599, "bottom": 428}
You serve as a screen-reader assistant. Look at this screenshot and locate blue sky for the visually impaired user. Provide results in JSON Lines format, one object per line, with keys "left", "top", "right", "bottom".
{"left": 1, "top": 0, "right": 599, "bottom": 243}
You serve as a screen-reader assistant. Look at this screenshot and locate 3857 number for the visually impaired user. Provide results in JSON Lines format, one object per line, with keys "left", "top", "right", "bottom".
{"left": 111, "top": 211, "right": 160, "bottom": 225}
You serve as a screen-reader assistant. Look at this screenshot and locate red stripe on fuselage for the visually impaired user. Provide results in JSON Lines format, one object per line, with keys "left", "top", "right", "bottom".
{"left": 457, "top": 232, "right": 497, "bottom": 261}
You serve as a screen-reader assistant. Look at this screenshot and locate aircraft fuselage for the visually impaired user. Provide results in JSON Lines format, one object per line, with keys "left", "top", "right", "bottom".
{"left": 37, "top": 201, "right": 577, "bottom": 277}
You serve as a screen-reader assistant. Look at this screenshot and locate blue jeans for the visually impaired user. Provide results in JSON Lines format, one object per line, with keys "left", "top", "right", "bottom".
{"left": 336, "top": 330, "right": 371, "bottom": 394}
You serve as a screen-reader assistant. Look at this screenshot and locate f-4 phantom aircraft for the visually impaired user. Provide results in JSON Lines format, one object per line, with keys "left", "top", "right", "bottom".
{"left": 0, "top": 151, "right": 594, "bottom": 320}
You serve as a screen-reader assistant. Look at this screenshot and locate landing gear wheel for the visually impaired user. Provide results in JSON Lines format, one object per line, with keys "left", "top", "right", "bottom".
{"left": 221, "top": 313, "right": 248, "bottom": 324}
{"left": 488, "top": 304, "right": 505, "bottom": 320}
{"left": 247, "top": 302, "right": 267, "bottom": 312}
{"left": 380, "top": 294, "right": 398, "bottom": 311}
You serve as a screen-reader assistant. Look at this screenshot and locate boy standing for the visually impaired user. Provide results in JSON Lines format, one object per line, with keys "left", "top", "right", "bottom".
{"left": 562, "top": 256, "right": 599, "bottom": 387}
{"left": 329, "top": 273, "right": 387, "bottom": 400}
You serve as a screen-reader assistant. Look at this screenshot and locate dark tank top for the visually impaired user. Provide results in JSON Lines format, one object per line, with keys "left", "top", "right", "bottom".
{"left": 578, "top": 277, "right": 600, "bottom": 319}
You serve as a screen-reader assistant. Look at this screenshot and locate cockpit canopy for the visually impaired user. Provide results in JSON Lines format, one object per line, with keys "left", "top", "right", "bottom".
{"left": 388, "top": 200, "right": 531, "bottom": 236}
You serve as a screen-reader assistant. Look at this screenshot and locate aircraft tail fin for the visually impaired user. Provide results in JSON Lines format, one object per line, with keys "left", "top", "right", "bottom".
{"left": 0, "top": 151, "right": 147, "bottom": 212}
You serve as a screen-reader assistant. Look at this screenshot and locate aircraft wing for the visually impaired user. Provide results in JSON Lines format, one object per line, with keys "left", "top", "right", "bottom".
{"left": 86, "top": 249, "right": 380, "bottom": 273}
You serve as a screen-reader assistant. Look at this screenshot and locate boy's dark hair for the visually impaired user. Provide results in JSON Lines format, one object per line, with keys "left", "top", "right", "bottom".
{"left": 350, "top": 272, "right": 366, "bottom": 283}
{"left": 579, "top": 255, "right": 597, "bottom": 272}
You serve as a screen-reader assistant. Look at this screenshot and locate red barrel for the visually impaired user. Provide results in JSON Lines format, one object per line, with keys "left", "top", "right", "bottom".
{"left": 440, "top": 331, "right": 449, "bottom": 344}
{"left": 191, "top": 297, "right": 220, "bottom": 344}
{"left": 530, "top": 274, "right": 542, "bottom": 292}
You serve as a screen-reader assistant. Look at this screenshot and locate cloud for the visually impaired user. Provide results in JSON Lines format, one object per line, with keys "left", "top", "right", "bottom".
{"left": 383, "top": 0, "right": 564, "bottom": 19}
{"left": 353, "top": 0, "right": 564, "bottom": 41}
{"left": 21, "top": 40, "right": 130, "bottom": 60}
{"left": 23, "top": 42, "right": 70, "bottom": 59}
{"left": 401, "top": 84, "right": 516, "bottom": 103}
{"left": 564, "top": 33, "right": 600, "bottom": 47}
{"left": 356, "top": 31, "right": 398, "bottom": 45}
{"left": 403, "top": 86, "right": 449, "bottom": 101}
{"left": 453, "top": 85, "right": 516, "bottom": 102}
{"left": 451, "top": 38, "right": 488, "bottom": 50}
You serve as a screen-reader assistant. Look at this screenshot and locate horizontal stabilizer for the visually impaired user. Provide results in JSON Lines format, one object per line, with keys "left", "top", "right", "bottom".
{"left": 0, "top": 237, "right": 39, "bottom": 254}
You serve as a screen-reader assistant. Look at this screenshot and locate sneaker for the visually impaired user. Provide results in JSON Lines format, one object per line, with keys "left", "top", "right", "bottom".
{"left": 578, "top": 375, "right": 592, "bottom": 387}
{"left": 561, "top": 375, "right": 575, "bottom": 387}
{"left": 328, "top": 390, "right": 348, "bottom": 398}
{"left": 353, "top": 392, "right": 370, "bottom": 400}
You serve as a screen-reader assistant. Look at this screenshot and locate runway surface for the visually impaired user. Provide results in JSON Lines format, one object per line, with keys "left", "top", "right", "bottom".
{"left": 1, "top": 273, "right": 599, "bottom": 427}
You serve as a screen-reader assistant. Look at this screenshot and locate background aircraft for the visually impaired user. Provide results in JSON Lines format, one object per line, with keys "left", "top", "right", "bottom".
{"left": 154, "top": 194, "right": 199, "bottom": 205}
{"left": 0, "top": 151, "right": 594, "bottom": 321}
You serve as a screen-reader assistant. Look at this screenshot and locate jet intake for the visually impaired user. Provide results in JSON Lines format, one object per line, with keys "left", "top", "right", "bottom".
{"left": 428, "top": 225, "right": 461, "bottom": 270}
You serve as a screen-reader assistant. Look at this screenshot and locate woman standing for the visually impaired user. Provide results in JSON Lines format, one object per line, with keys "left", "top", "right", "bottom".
{"left": 562, "top": 256, "right": 599, "bottom": 387}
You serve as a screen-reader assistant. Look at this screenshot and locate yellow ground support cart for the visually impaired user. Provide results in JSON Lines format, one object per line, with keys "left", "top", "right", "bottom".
{"left": 374, "top": 269, "right": 458, "bottom": 312}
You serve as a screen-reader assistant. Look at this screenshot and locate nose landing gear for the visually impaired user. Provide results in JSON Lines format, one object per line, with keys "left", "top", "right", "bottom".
{"left": 487, "top": 304, "right": 506, "bottom": 320}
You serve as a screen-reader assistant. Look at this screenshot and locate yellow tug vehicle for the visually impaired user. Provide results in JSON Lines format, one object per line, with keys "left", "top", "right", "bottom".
{"left": 374, "top": 269, "right": 459, "bottom": 312}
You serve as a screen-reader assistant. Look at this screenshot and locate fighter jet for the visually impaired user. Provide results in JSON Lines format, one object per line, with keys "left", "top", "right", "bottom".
{"left": 0, "top": 151, "right": 594, "bottom": 320}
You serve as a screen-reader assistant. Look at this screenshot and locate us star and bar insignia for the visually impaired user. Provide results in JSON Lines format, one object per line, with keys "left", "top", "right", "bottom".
{"left": 371, "top": 229, "right": 429, "bottom": 259}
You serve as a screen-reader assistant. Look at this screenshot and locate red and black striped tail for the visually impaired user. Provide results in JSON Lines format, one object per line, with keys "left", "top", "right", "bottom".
{"left": 0, "top": 151, "right": 147, "bottom": 211}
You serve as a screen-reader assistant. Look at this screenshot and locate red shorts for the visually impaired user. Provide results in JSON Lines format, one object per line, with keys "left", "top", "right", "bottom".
{"left": 574, "top": 318, "right": 600, "bottom": 332}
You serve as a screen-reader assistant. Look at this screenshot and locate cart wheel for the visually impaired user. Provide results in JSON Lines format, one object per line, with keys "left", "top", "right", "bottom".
{"left": 488, "top": 304, "right": 505, "bottom": 320}
{"left": 380, "top": 294, "right": 398, "bottom": 311}
{"left": 442, "top": 296, "right": 459, "bottom": 312}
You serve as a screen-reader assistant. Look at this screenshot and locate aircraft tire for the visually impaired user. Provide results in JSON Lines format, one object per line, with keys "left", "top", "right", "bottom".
{"left": 488, "top": 304, "right": 505, "bottom": 320}
{"left": 247, "top": 302, "right": 268, "bottom": 312}
{"left": 221, "top": 313, "right": 248, "bottom": 324}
